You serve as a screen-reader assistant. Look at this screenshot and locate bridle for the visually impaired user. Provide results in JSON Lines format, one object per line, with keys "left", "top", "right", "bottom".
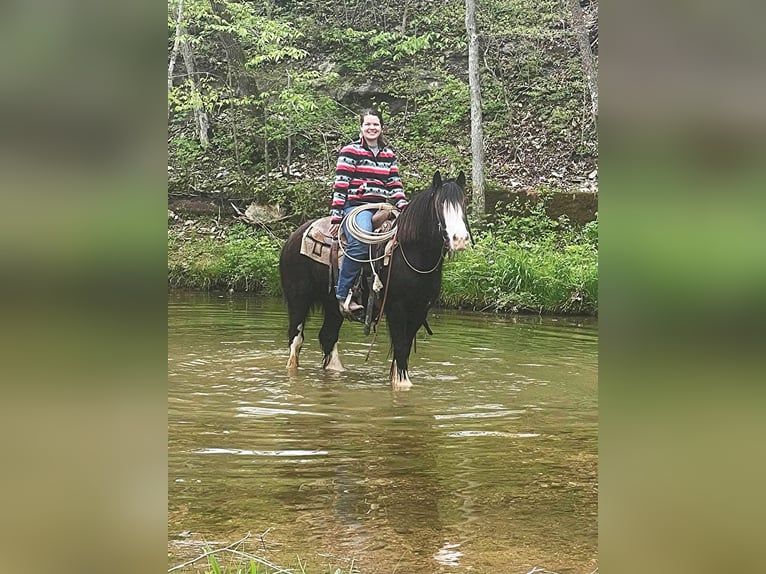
{"left": 367, "top": 182, "right": 465, "bottom": 350}
{"left": 397, "top": 192, "right": 461, "bottom": 274}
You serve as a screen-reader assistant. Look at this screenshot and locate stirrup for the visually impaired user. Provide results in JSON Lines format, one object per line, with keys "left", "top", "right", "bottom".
{"left": 339, "top": 293, "right": 365, "bottom": 321}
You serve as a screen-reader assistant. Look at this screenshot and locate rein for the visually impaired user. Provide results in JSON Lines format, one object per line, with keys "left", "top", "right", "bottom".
{"left": 363, "top": 182, "right": 465, "bottom": 362}
{"left": 396, "top": 198, "right": 449, "bottom": 274}
{"left": 398, "top": 241, "right": 446, "bottom": 274}
{"left": 365, "top": 258, "right": 394, "bottom": 362}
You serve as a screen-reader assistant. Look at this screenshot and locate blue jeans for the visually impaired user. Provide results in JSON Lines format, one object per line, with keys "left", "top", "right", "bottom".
{"left": 336, "top": 205, "right": 373, "bottom": 301}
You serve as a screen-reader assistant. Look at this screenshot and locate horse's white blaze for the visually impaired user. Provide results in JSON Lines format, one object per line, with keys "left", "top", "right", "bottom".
{"left": 324, "top": 343, "right": 345, "bottom": 372}
{"left": 390, "top": 360, "right": 413, "bottom": 390}
{"left": 443, "top": 202, "right": 470, "bottom": 251}
{"left": 286, "top": 323, "right": 304, "bottom": 369}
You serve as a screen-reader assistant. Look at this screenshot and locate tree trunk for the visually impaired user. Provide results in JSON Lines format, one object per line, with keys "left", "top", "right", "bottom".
{"left": 264, "top": 111, "right": 270, "bottom": 182}
{"left": 465, "top": 0, "right": 485, "bottom": 218}
{"left": 168, "top": 0, "right": 184, "bottom": 120}
{"left": 168, "top": 0, "right": 184, "bottom": 92}
{"left": 179, "top": 29, "right": 210, "bottom": 147}
{"left": 208, "top": 0, "right": 261, "bottom": 172}
{"left": 209, "top": 0, "right": 260, "bottom": 99}
{"left": 285, "top": 72, "right": 293, "bottom": 175}
{"left": 568, "top": 0, "right": 598, "bottom": 120}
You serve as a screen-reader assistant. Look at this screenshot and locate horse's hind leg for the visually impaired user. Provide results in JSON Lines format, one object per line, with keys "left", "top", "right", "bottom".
{"left": 286, "top": 300, "right": 311, "bottom": 370}
{"left": 319, "top": 296, "right": 345, "bottom": 371}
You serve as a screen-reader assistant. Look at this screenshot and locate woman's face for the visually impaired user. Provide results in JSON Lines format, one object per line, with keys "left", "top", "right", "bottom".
{"left": 360, "top": 114, "right": 382, "bottom": 143}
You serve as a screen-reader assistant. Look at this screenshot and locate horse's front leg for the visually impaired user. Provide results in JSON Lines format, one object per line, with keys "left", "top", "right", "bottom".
{"left": 387, "top": 306, "right": 417, "bottom": 390}
{"left": 390, "top": 360, "right": 412, "bottom": 390}
{"left": 319, "top": 295, "right": 345, "bottom": 371}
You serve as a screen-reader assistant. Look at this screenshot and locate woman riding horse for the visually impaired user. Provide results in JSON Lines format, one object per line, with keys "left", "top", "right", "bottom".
{"left": 329, "top": 108, "right": 408, "bottom": 317}
{"left": 279, "top": 170, "right": 470, "bottom": 390}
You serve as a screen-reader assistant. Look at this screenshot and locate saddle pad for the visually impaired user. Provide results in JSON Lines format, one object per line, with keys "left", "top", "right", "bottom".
{"left": 300, "top": 217, "right": 336, "bottom": 266}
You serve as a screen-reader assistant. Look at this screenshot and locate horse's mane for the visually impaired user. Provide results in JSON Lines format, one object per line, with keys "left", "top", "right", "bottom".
{"left": 396, "top": 174, "right": 465, "bottom": 245}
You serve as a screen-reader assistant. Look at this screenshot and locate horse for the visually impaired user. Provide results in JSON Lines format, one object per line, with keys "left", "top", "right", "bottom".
{"left": 278, "top": 171, "right": 471, "bottom": 389}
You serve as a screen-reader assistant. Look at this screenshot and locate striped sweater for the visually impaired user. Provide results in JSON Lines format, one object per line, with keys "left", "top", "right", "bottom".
{"left": 329, "top": 138, "right": 408, "bottom": 223}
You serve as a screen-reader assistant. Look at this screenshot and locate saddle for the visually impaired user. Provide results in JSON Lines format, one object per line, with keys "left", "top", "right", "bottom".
{"left": 299, "top": 208, "right": 398, "bottom": 270}
{"left": 300, "top": 208, "right": 398, "bottom": 332}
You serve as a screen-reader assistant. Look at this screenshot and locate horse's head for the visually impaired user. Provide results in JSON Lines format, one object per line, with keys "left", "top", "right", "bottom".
{"left": 432, "top": 171, "right": 471, "bottom": 252}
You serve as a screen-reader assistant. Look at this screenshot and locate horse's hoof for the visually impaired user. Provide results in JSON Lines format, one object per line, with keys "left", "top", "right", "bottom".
{"left": 391, "top": 376, "right": 413, "bottom": 391}
{"left": 323, "top": 344, "right": 345, "bottom": 371}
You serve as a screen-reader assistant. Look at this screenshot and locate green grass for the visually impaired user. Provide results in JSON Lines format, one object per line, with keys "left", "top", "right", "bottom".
{"left": 168, "top": 208, "right": 598, "bottom": 315}
{"left": 441, "top": 232, "right": 598, "bottom": 314}
{"left": 168, "top": 223, "right": 282, "bottom": 294}
{"left": 197, "top": 549, "right": 358, "bottom": 574}
{"left": 439, "top": 194, "right": 598, "bottom": 314}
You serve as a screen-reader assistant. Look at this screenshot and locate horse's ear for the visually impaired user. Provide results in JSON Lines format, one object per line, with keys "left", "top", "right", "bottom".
{"left": 457, "top": 171, "right": 466, "bottom": 188}
{"left": 432, "top": 171, "right": 442, "bottom": 190}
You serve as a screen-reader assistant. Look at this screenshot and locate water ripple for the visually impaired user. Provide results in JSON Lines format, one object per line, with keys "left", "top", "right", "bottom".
{"left": 235, "top": 405, "right": 328, "bottom": 417}
{"left": 434, "top": 409, "right": 525, "bottom": 420}
{"left": 193, "top": 448, "right": 328, "bottom": 457}
{"left": 446, "top": 431, "right": 540, "bottom": 438}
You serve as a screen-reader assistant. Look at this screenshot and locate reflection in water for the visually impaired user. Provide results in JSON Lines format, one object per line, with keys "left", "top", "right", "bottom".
{"left": 434, "top": 542, "right": 464, "bottom": 567}
{"left": 168, "top": 292, "right": 598, "bottom": 573}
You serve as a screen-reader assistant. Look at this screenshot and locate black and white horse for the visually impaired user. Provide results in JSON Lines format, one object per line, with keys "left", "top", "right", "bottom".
{"left": 278, "top": 171, "right": 471, "bottom": 389}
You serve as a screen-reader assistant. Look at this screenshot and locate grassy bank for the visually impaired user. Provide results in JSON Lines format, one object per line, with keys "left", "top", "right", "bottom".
{"left": 172, "top": 549, "right": 353, "bottom": 574}
{"left": 169, "top": 534, "right": 358, "bottom": 574}
{"left": 168, "top": 200, "right": 598, "bottom": 315}
{"left": 168, "top": 222, "right": 283, "bottom": 295}
{"left": 442, "top": 201, "right": 598, "bottom": 314}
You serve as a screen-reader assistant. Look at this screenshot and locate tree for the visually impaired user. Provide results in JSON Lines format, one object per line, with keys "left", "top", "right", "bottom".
{"left": 168, "top": 0, "right": 210, "bottom": 147}
{"left": 465, "top": 0, "right": 485, "bottom": 218}
{"left": 209, "top": 0, "right": 260, "bottom": 98}
{"left": 205, "top": 0, "right": 265, "bottom": 177}
{"left": 568, "top": 0, "right": 598, "bottom": 120}
{"left": 247, "top": 16, "right": 312, "bottom": 176}
{"left": 168, "top": 0, "right": 184, "bottom": 108}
